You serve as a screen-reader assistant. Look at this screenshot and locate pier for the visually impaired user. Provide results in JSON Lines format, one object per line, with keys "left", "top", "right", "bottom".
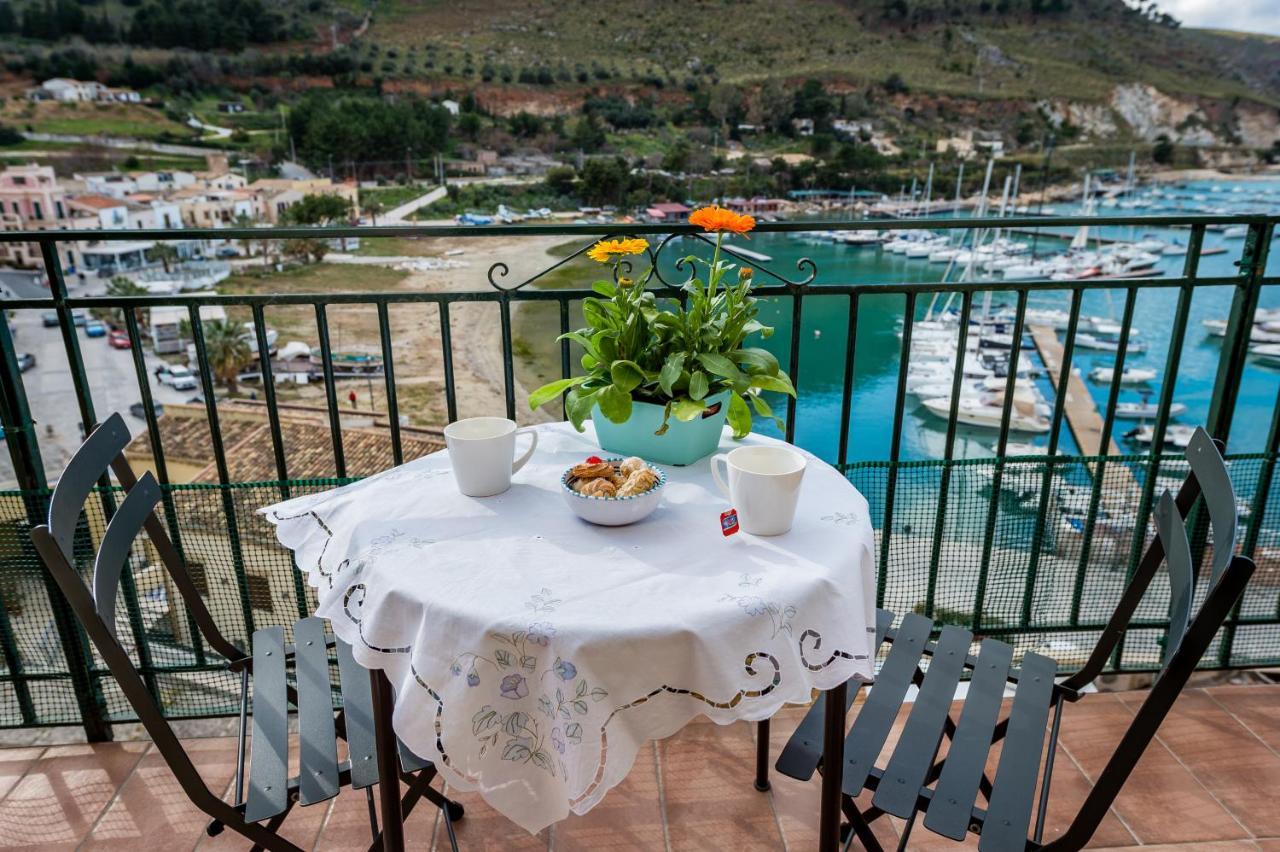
{"left": 1029, "top": 324, "right": 1141, "bottom": 504}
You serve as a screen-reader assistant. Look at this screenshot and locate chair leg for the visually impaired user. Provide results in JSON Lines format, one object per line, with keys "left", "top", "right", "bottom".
{"left": 755, "top": 719, "right": 771, "bottom": 792}
{"left": 366, "top": 788, "right": 379, "bottom": 844}
{"left": 842, "top": 794, "right": 886, "bottom": 852}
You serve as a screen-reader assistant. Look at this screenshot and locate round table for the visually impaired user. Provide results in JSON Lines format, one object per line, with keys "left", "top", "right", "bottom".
{"left": 262, "top": 421, "right": 877, "bottom": 835}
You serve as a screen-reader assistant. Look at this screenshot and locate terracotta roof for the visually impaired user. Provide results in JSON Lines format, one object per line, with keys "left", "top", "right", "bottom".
{"left": 125, "top": 409, "right": 261, "bottom": 467}
{"left": 69, "top": 194, "right": 125, "bottom": 210}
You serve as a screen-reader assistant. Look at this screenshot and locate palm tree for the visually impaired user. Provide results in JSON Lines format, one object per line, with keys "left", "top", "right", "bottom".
{"left": 104, "top": 275, "right": 150, "bottom": 328}
{"left": 363, "top": 197, "right": 386, "bottom": 225}
{"left": 148, "top": 243, "right": 179, "bottom": 273}
{"left": 201, "top": 318, "right": 252, "bottom": 395}
{"left": 232, "top": 212, "right": 257, "bottom": 258}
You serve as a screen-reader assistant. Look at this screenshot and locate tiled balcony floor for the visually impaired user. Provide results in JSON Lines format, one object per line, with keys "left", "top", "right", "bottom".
{"left": 0, "top": 684, "right": 1278, "bottom": 850}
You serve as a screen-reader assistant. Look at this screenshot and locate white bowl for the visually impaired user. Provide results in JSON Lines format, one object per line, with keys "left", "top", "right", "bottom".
{"left": 560, "top": 460, "right": 666, "bottom": 526}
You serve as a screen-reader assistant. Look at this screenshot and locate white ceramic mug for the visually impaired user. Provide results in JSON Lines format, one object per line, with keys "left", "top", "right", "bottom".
{"left": 444, "top": 417, "right": 538, "bottom": 497}
{"left": 710, "top": 445, "right": 807, "bottom": 536}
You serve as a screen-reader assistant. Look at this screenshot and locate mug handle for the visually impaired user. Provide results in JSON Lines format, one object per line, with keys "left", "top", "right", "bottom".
{"left": 512, "top": 427, "right": 539, "bottom": 474}
{"left": 710, "top": 453, "right": 731, "bottom": 499}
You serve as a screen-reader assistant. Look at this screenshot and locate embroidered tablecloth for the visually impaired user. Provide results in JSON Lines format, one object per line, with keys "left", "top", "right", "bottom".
{"left": 261, "top": 421, "right": 877, "bottom": 833}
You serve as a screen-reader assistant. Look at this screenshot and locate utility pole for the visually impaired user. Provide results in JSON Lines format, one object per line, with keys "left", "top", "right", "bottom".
{"left": 1031, "top": 132, "right": 1056, "bottom": 258}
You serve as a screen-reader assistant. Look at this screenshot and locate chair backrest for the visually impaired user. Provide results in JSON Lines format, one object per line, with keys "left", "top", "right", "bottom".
{"left": 1061, "top": 426, "right": 1236, "bottom": 691}
{"left": 1041, "top": 499, "right": 1255, "bottom": 851}
{"left": 33, "top": 412, "right": 244, "bottom": 663}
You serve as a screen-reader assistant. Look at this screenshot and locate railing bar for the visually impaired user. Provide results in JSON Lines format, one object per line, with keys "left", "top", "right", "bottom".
{"left": 1069, "top": 285, "right": 1138, "bottom": 628}
{"left": 439, "top": 301, "right": 458, "bottom": 424}
{"left": 877, "top": 291, "right": 915, "bottom": 609}
{"left": 972, "top": 289, "right": 1029, "bottom": 632}
{"left": 250, "top": 304, "right": 308, "bottom": 622}
{"left": 559, "top": 298, "right": 572, "bottom": 421}
{"left": 313, "top": 304, "right": 346, "bottom": 479}
{"left": 924, "top": 289, "right": 975, "bottom": 618}
{"left": 375, "top": 303, "right": 403, "bottom": 466}
{"left": 836, "top": 293, "right": 860, "bottom": 466}
{"left": 123, "top": 310, "right": 206, "bottom": 667}
{"left": 499, "top": 297, "right": 517, "bottom": 421}
{"left": 187, "top": 304, "right": 255, "bottom": 640}
{"left": 784, "top": 290, "right": 804, "bottom": 444}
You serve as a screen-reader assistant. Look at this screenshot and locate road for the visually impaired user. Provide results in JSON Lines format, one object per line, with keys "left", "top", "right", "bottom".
{"left": 1, "top": 304, "right": 189, "bottom": 488}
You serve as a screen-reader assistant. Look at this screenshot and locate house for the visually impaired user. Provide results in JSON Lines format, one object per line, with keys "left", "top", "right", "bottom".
{"left": 31, "top": 78, "right": 139, "bottom": 103}
{"left": 79, "top": 170, "right": 198, "bottom": 199}
{"left": 441, "top": 99, "right": 460, "bottom": 116}
{"left": 172, "top": 187, "right": 261, "bottom": 228}
{"left": 792, "top": 118, "right": 815, "bottom": 137}
{"left": 217, "top": 102, "right": 246, "bottom": 114}
{"left": 643, "top": 201, "right": 692, "bottom": 221}
{"left": 148, "top": 306, "right": 228, "bottom": 355}
{"left": 247, "top": 177, "right": 359, "bottom": 224}
{"left": 0, "top": 164, "right": 71, "bottom": 269}
{"left": 725, "top": 197, "right": 789, "bottom": 216}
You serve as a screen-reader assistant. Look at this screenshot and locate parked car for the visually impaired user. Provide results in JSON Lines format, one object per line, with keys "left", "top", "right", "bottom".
{"left": 215, "top": 246, "right": 240, "bottom": 258}
{"left": 84, "top": 320, "right": 107, "bottom": 338}
{"left": 71, "top": 310, "right": 86, "bottom": 326}
{"left": 107, "top": 329, "right": 131, "bottom": 349}
{"left": 41, "top": 311, "right": 58, "bottom": 327}
{"left": 129, "top": 402, "right": 163, "bottom": 420}
{"left": 16, "top": 352, "right": 35, "bottom": 372}
{"left": 154, "top": 364, "right": 198, "bottom": 390}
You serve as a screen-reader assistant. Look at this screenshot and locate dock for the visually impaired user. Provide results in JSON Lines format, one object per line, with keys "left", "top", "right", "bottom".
{"left": 1029, "top": 324, "right": 1140, "bottom": 504}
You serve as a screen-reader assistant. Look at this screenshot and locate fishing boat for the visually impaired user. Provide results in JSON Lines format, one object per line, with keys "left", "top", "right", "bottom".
{"left": 1114, "top": 401, "right": 1187, "bottom": 419}
{"left": 1251, "top": 344, "right": 1280, "bottom": 367}
{"left": 1088, "top": 366, "right": 1157, "bottom": 384}
{"left": 1124, "top": 424, "right": 1197, "bottom": 449}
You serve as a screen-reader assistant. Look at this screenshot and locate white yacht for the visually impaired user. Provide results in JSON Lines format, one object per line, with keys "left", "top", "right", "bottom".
{"left": 1088, "top": 366, "right": 1157, "bottom": 384}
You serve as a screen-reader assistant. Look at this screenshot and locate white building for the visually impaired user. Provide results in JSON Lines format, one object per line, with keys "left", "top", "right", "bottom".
{"left": 34, "top": 79, "right": 140, "bottom": 103}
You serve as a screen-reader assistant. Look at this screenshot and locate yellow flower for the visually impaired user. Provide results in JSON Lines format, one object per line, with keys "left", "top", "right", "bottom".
{"left": 587, "top": 238, "right": 650, "bottom": 263}
{"left": 618, "top": 277, "right": 634, "bottom": 288}
{"left": 688, "top": 205, "right": 756, "bottom": 235}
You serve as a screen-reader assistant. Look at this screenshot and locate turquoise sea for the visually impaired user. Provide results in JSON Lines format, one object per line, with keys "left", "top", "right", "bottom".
{"left": 653, "top": 178, "right": 1280, "bottom": 468}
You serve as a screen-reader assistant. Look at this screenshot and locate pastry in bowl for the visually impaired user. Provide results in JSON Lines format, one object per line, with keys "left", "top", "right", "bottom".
{"left": 561, "top": 456, "right": 666, "bottom": 526}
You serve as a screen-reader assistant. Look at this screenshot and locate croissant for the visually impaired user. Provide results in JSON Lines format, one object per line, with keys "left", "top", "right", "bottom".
{"left": 619, "top": 456, "right": 647, "bottom": 477}
{"left": 618, "top": 467, "right": 659, "bottom": 496}
{"left": 579, "top": 478, "right": 617, "bottom": 498}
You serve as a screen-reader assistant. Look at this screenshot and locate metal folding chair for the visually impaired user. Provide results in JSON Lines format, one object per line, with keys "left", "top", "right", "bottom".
{"left": 773, "top": 426, "right": 1255, "bottom": 850}
{"left": 30, "top": 413, "right": 464, "bottom": 852}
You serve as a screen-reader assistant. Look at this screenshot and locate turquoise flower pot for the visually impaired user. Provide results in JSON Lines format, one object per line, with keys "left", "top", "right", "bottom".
{"left": 591, "top": 391, "right": 731, "bottom": 466}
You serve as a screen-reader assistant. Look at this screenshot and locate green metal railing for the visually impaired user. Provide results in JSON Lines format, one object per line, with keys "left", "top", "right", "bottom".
{"left": 0, "top": 214, "right": 1276, "bottom": 739}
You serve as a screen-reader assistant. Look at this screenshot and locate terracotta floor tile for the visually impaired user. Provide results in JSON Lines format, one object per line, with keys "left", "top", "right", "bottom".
{"left": 1091, "top": 843, "right": 1261, "bottom": 851}
{"left": 1063, "top": 692, "right": 1247, "bottom": 845}
{"left": 0, "top": 749, "right": 44, "bottom": 805}
{"left": 552, "top": 742, "right": 665, "bottom": 851}
{"left": 0, "top": 741, "right": 149, "bottom": 850}
{"left": 313, "top": 781, "right": 445, "bottom": 850}
{"left": 1206, "top": 686, "right": 1280, "bottom": 753}
{"left": 1120, "top": 688, "right": 1280, "bottom": 838}
{"left": 79, "top": 736, "right": 239, "bottom": 850}
{"left": 660, "top": 721, "right": 784, "bottom": 851}
{"left": 431, "top": 784, "right": 549, "bottom": 852}
{"left": 1033, "top": 742, "right": 1136, "bottom": 849}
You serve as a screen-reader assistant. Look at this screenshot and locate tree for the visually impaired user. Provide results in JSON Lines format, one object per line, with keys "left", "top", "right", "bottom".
{"left": 282, "top": 194, "right": 351, "bottom": 225}
{"left": 104, "top": 275, "right": 149, "bottom": 328}
{"left": 1152, "top": 134, "right": 1175, "bottom": 165}
{"left": 362, "top": 197, "right": 385, "bottom": 225}
{"left": 148, "top": 243, "right": 179, "bottom": 273}
{"left": 544, "top": 166, "right": 576, "bottom": 197}
{"left": 570, "top": 113, "right": 606, "bottom": 153}
{"left": 284, "top": 238, "right": 328, "bottom": 264}
{"left": 201, "top": 318, "right": 251, "bottom": 395}
{"left": 231, "top": 212, "right": 257, "bottom": 258}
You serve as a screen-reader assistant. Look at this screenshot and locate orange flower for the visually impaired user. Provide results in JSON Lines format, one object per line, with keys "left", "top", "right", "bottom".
{"left": 586, "top": 237, "right": 649, "bottom": 263}
{"left": 688, "top": 205, "right": 755, "bottom": 236}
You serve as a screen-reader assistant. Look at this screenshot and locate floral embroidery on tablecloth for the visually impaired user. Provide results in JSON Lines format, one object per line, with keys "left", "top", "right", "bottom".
{"left": 721, "top": 593, "right": 797, "bottom": 638}
{"left": 450, "top": 589, "right": 608, "bottom": 779}
{"left": 822, "top": 512, "right": 860, "bottom": 526}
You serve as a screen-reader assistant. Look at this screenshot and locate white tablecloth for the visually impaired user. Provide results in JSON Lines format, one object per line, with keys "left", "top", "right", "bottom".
{"left": 261, "top": 422, "right": 877, "bottom": 833}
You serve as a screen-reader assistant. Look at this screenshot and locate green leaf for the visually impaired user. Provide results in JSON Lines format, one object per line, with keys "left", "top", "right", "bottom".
{"left": 748, "top": 392, "right": 774, "bottom": 418}
{"left": 750, "top": 373, "right": 797, "bottom": 396}
{"left": 658, "top": 352, "right": 686, "bottom": 396}
{"left": 610, "top": 360, "right": 644, "bottom": 393}
{"left": 727, "top": 393, "right": 753, "bottom": 439}
{"left": 528, "top": 375, "right": 587, "bottom": 410}
{"left": 556, "top": 331, "right": 599, "bottom": 359}
{"left": 591, "top": 280, "right": 617, "bottom": 297}
{"left": 671, "top": 396, "right": 707, "bottom": 422}
{"left": 688, "top": 370, "right": 709, "bottom": 401}
{"left": 564, "top": 388, "right": 599, "bottom": 431}
{"left": 696, "top": 352, "right": 742, "bottom": 381}
{"left": 731, "top": 347, "right": 780, "bottom": 376}
{"left": 597, "top": 383, "right": 633, "bottom": 423}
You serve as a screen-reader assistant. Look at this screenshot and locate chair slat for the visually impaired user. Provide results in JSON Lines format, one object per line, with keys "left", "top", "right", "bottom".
{"left": 1157, "top": 491, "right": 1195, "bottom": 668}
{"left": 842, "top": 612, "right": 934, "bottom": 797}
{"left": 399, "top": 739, "right": 433, "bottom": 774}
{"left": 91, "top": 472, "right": 161, "bottom": 639}
{"left": 47, "top": 413, "right": 131, "bottom": 562}
{"left": 245, "top": 626, "right": 289, "bottom": 823}
{"left": 1186, "top": 427, "right": 1236, "bottom": 587}
{"left": 978, "top": 651, "right": 1056, "bottom": 852}
{"left": 775, "top": 608, "right": 894, "bottom": 781}
{"left": 924, "top": 639, "right": 1015, "bottom": 840}
{"left": 294, "top": 617, "right": 340, "bottom": 806}
{"left": 335, "top": 638, "right": 380, "bottom": 789}
{"left": 873, "top": 624, "right": 974, "bottom": 818}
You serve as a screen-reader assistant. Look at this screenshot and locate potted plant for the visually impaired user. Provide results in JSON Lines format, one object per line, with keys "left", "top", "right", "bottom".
{"left": 528, "top": 206, "right": 796, "bottom": 465}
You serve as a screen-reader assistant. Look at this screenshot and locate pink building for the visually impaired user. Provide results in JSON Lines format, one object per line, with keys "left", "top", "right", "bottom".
{"left": 0, "top": 164, "right": 72, "bottom": 269}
